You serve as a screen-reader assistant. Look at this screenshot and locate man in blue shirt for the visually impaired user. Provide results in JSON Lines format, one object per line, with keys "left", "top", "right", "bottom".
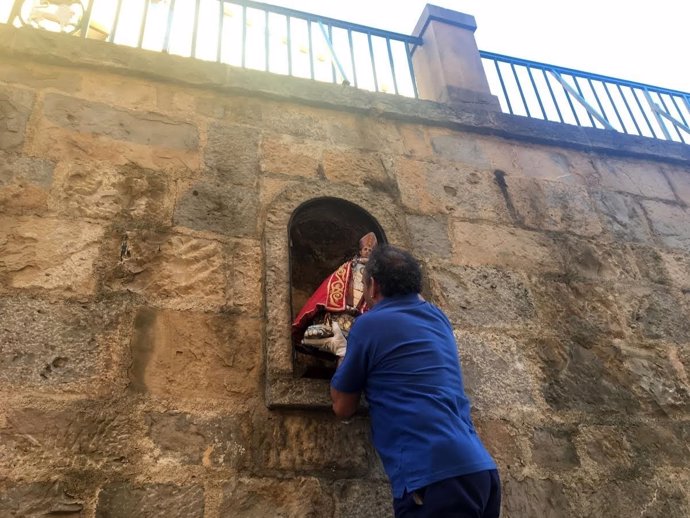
{"left": 327, "top": 244, "right": 500, "bottom": 517}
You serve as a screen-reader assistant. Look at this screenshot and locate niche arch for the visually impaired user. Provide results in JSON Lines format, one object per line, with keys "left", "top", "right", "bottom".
{"left": 263, "top": 181, "right": 408, "bottom": 408}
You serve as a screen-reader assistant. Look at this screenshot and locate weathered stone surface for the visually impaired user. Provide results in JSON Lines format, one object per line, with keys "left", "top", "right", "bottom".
{"left": 252, "top": 412, "right": 371, "bottom": 475}
{"left": 0, "top": 401, "right": 135, "bottom": 470}
{"left": 0, "top": 84, "right": 34, "bottom": 151}
{"left": 398, "top": 123, "right": 431, "bottom": 158}
{"left": 429, "top": 264, "right": 535, "bottom": 328}
{"left": 174, "top": 170, "right": 259, "bottom": 236}
{"left": 624, "top": 420, "right": 690, "bottom": 469}
{"left": 0, "top": 296, "right": 127, "bottom": 391}
{"left": 79, "top": 74, "right": 157, "bottom": 111}
{"left": 0, "top": 216, "right": 104, "bottom": 296}
{"left": 203, "top": 123, "right": 260, "bottom": 186}
{"left": 325, "top": 113, "right": 403, "bottom": 153}
{"left": 659, "top": 249, "right": 690, "bottom": 289}
{"left": 624, "top": 287, "right": 690, "bottom": 343}
{"left": 333, "top": 480, "right": 392, "bottom": 518}
{"left": 456, "top": 331, "right": 538, "bottom": 411}
{"left": 664, "top": 164, "right": 690, "bottom": 205}
{"left": 505, "top": 176, "right": 603, "bottom": 236}
{"left": 406, "top": 214, "right": 452, "bottom": 259}
{"left": 642, "top": 200, "right": 690, "bottom": 252}
{"left": 128, "top": 309, "right": 260, "bottom": 400}
{"left": 225, "top": 238, "right": 263, "bottom": 315}
{"left": 474, "top": 419, "right": 523, "bottom": 471}
{"left": 556, "top": 235, "right": 640, "bottom": 282}
{"left": 530, "top": 427, "right": 580, "bottom": 470}
{"left": 592, "top": 189, "right": 653, "bottom": 243}
{"left": 594, "top": 157, "right": 676, "bottom": 200}
{"left": 221, "top": 477, "right": 332, "bottom": 518}
{"left": 395, "top": 158, "right": 510, "bottom": 222}
{"left": 0, "top": 60, "right": 82, "bottom": 92}
{"left": 96, "top": 483, "right": 203, "bottom": 518}
{"left": 502, "top": 476, "right": 572, "bottom": 518}
{"left": 510, "top": 145, "right": 594, "bottom": 183}
{"left": 429, "top": 130, "right": 491, "bottom": 168}
{"left": 0, "top": 482, "right": 83, "bottom": 517}
{"left": 260, "top": 134, "right": 321, "bottom": 178}
{"left": 0, "top": 152, "right": 54, "bottom": 214}
{"left": 51, "top": 162, "right": 175, "bottom": 224}
{"left": 451, "top": 221, "right": 561, "bottom": 273}
{"left": 322, "top": 149, "right": 391, "bottom": 188}
{"left": 145, "top": 412, "right": 251, "bottom": 468}
{"left": 106, "top": 230, "right": 226, "bottom": 310}
{"left": 577, "top": 425, "right": 633, "bottom": 470}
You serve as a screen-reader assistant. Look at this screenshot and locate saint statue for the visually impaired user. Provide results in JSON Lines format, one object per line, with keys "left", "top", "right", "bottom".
{"left": 293, "top": 232, "right": 378, "bottom": 355}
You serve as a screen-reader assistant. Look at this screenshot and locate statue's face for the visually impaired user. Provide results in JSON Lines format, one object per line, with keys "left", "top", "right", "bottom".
{"left": 360, "top": 244, "right": 373, "bottom": 258}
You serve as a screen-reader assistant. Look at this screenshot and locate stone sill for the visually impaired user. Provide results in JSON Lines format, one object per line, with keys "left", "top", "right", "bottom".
{"left": 0, "top": 25, "right": 688, "bottom": 167}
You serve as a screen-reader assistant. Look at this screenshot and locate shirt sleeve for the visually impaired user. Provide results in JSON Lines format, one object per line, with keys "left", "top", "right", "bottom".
{"left": 330, "top": 322, "right": 369, "bottom": 394}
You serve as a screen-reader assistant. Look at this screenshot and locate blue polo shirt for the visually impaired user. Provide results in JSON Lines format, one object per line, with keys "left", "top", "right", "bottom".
{"left": 331, "top": 294, "right": 496, "bottom": 498}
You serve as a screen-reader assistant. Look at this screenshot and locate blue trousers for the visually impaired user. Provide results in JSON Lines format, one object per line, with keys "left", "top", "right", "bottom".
{"left": 393, "top": 470, "right": 501, "bottom": 518}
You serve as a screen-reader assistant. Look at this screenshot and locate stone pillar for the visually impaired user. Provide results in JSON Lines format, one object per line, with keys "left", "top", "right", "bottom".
{"left": 412, "top": 4, "right": 500, "bottom": 110}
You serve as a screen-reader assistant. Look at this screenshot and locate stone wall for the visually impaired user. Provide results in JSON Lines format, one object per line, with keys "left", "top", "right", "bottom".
{"left": 1, "top": 25, "right": 690, "bottom": 517}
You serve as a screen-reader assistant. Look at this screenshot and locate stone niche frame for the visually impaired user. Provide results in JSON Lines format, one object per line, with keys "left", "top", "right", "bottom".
{"left": 264, "top": 182, "right": 408, "bottom": 409}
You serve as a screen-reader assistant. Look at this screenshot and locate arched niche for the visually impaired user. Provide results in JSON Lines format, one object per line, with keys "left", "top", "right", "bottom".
{"left": 288, "top": 198, "right": 387, "bottom": 378}
{"left": 263, "top": 181, "right": 408, "bottom": 409}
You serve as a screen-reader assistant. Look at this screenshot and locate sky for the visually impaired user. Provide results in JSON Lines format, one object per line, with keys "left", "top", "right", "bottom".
{"left": 261, "top": 0, "right": 689, "bottom": 93}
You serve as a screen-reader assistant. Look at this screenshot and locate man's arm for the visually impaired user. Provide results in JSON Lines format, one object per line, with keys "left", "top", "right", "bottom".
{"left": 330, "top": 386, "right": 360, "bottom": 419}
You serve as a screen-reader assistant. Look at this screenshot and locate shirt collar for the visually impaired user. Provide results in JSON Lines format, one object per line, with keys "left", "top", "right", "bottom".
{"left": 370, "top": 293, "right": 423, "bottom": 311}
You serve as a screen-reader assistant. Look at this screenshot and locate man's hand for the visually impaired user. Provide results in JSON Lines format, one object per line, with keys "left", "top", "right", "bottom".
{"left": 321, "top": 322, "right": 347, "bottom": 358}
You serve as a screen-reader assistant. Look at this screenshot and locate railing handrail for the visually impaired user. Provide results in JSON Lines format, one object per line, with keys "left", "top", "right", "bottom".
{"left": 480, "top": 50, "right": 690, "bottom": 98}
{"left": 227, "top": 0, "right": 422, "bottom": 44}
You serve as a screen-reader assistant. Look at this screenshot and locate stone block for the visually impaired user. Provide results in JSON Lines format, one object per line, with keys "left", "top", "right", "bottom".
{"left": 405, "top": 214, "right": 452, "bottom": 259}
{"left": 505, "top": 176, "right": 603, "bottom": 236}
{"left": 106, "top": 230, "right": 226, "bottom": 311}
{"left": 577, "top": 425, "right": 633, "bottom": 470}
{"left": 322, "top": 149, "right": 391, "bottom": 188}
{"left": 325, "top": 113, "right": 404, "bottom": 153}
{"left": 0, "top": 482, "right": 83, "bottom": 517}
{"left": 333, "top": 480, "right": 392, "bottom": 518}
{"left": 0, "top": 296, "right": 128, "bottom": 392}
{"left": 145, "top": 412, "right": 251, "bottom": 468}
{"left": 30, "top": 94, "right": 199, "bottom": 171}
{"left": 624, "top": 420, "right": 690, "bottom": 469}
{"left": 428, "top": 130, "right": 491, "bottom": 169}
{"left": 0, "top": 84, "right": 34, "bottom": 151}
{"left": 429, "top": 264, "right": 535, "bottom": 328}
{"left": 529, "top": 427, "right": 580, "bottom": 470}
{"left": 221, "top": 477, "right": 332, "bottom": 518}
{"left": 174, "top": 170, "right": 259, "bottom": 237}
{"left": 623, "top": 286, "right": 690, "bottom": 343}
{"left": 664, "top": 164, "right": 690, "bottom": 205}
{"left": 658, "top": 249, "right": 690, "bottom": 289}
{"left": 225, "top": 238, "right": 263, "bottom": 315}
{"left": 397, "top": 123, "right": 432, "bottom": 158}
{"left": 128, "top": 309, "right": 260, "bottom": 400}
{"left": 0, "top": 60, "right": 81, "bottom": 92}
{"left": 0, "top": 401, "right": 135, "bottom": 469}
{"left": 456, "top": 331, "right": 538, "bottom": 411}
{"left": 473, "top": 419, "right": 523, "bottom": 471}
{"left": 51, "top": 162, "right": 176, "bottom": 224}
{"left": 451, "top": 221, "right": 561, "bottom": 273}
{"left": 592, "top": 189, "right": 653, "bottom": 243}
{"left": 502, "top": 476, "right": 571, "bottom": 518}
{"left": 510, "top": 145, "right": 583, "bottom": 183}
{"left": 642, "top": 200, "right": 690, "bottom": 252}
{"left": 0, "top": 151, "right": 54, "bottom": 215}
{"left": 203, "top": 123, "right": 260, "bottom": 187}
{"left": 252, "top": 412, "right": 371, "bottom": 476}
{"left": 260, "top": 134, "right": 321, "bottom": 178}
{"left": 78, "top": 74, "right": 157, "bottom": 111}
{"left": 556, "top": 235, "right": 640, "bottom": 282}
{"left": 96, "top": 483, "right": 204, "bottom": 518}
{"left": 0, "top": 216, "right": 104, "bottom": 296}
{"left": 594, "top": 157, "right": 675, "bottom": 200}
{"left": 395, "top": 158, "right": 511, "bottom": 222}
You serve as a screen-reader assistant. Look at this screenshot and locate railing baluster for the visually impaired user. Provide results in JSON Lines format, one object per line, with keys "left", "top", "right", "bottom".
{"left": 265, "top": 9, "right": 269, "bottom": 72}
{"left": 307, "top": 21, "right": 314, "bottom": 80}
{"left": 494, "top": 60, "right": 513, "bottom": 114}
{"left": 526, "top": 66, "right": 546, "bottom": 119}
{"left": 644, "top": 89, "right": 672, "bottom": 141}
{"left": 658, "top": 93, "right": 684, "bottom": 141}
{"left": 241, "top": 4, "right": 247, "bottom": 68}
{"left": 405, "top": 43, "right": 418, "bottom": 98}
{"left": 286, "top": 16, "right": 292, "bottom": 76}
{"left": 348, "top": 29, "right": 358, "bottom": 88}
{"left": 556, "top": 72, "right": 582, "bottom": 126}
{"left": 631, "top": 88, "right": 658, "bottom": 138}
{"left": 386, "top": 38, "right": 399, "bottom": 95}
{"left": 602, "top": 82, "right": 626, "bottom": 132}
{"left": 163, "top": 0, "right": 176, "bottom": 53}
{"left": 615, "top": 84, "right": 641, "bottom": 136}
{"left": 542, "top": 69, "right": 564, "bottom": 123}
{"left": 329, "top": 24, "right": 336, "bottom": 83}
{"left": 81, "top": 0, "right": 95, "bottom": 39}
{"left": 588, "top": 78, "right": 611, "bottom": 129}
{"left": 108, "top": 0, "right": 124, "bottom": 44}
{"left": 216, "top": 0, "right": 224, "bottom": 62}
{"left": 138, "top": 0, "right": 151, "bottom": 49}
{"left": 367, "top": 33, "right": 379, "bottom": 92}
{"left": 191, "top": 0, "right": 200, "bottom": 58}
{"left": 669, "top": 96, "right": 690, "bottom": 143}
{"left": 510, "top": 63, "right": 530, "bottom": 117}
{"left": 573, "top": 76, "right": 596, "bottom": 127}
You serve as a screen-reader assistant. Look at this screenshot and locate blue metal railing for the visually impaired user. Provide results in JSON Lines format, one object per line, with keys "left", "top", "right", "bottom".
{"left": 480, "top": 51, "right": 690, "bottom": 144}
{"left": 3, "top": 0, "right": 421, "bottom": 97}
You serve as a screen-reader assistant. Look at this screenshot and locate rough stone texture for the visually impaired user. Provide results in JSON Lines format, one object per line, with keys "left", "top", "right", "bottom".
{"left": 642, "top": 200, "right": 690, "bottom": 252}
{"left": 220, "top": 477, "right": 332, "bottom": 518}
{"left": 395, "top": 158, "right": 511, "bottom": 222}
{"left": 429, "top": 264, "right": 535, "bottom": 328}
{"left": 594, "top": 157, "right": 676, "bottom": 200}
{"left": 530, "top": 427, "right": 580, "bottom": 470}
{"left": 505, "top": 176, "right": 603, "bottom": 236}
{"left": 451, "top": 221, "right": 561, "bottom": 273}
{"left": 128, "top": 309, "right": 260, "bottom": 400}
{"left": 322, "top": 148, "right": 391, "bottom": 188}
{"left": 145, "top": 412, "right": 251, "bottom": 468}
{"left": 0, "top": 216, "right": 104, "bottom": 296}
{"left": 260, "top": 134, "right": 321, "bottom": 178}
{"left": 0, "top": 151, "right": 54, "bottom": 214}
{"left": 96, "top": 483, "right": 204, "bottom": 518}
{"left": 501, "top": 476, "right": 572, "bottom": 518}
{"left": 105, "top": 230, "right": 226, "bottom": 311}
{"left": 0, "top": 296, "right": 128, "bottom": 392}
{"left": 203, "top": 123, "right": 260, "bottom": 186}
{"left": 592, "top": 189, "right": 654, "bottom": 243}
{"left": 428, "top": 130, "right": 492, "bottom": 168}
{"left": 0, "top": 83, "right": 34, "bottom": 151}
{"left": 0, "top": 482, "right": 84, "bottom": 517}
{"left": 406, "top": 214, "right": 452, "bottom": 259}
{"left": 333, "top": 480, "right": 392, "bottom": 518}
{"left": 664, "top": 164, "right": 690, "bottom": 205}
